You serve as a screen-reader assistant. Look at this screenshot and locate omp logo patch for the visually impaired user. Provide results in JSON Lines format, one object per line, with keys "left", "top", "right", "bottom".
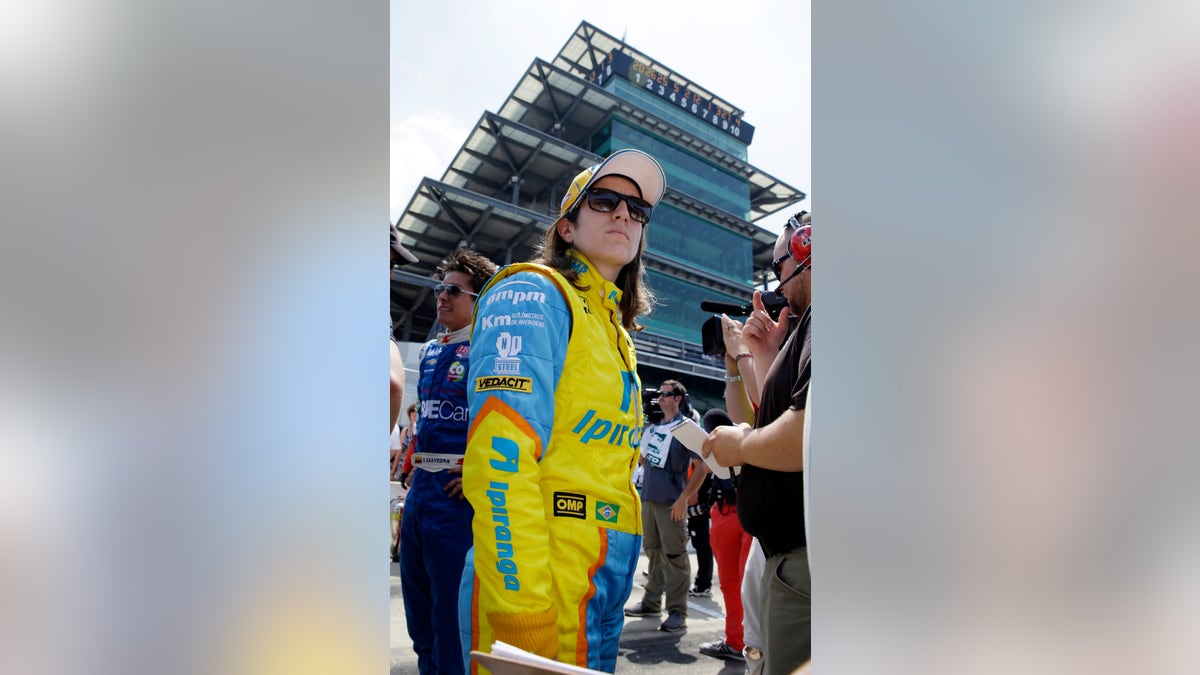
{"left": 596, "top": 502, "right": 619, "bottom": 523}
{"left": 475, "top": 376, "right": 533, "bottom": 394}
{"left": 553, "top": 491, "right": 586, "bottom": 519}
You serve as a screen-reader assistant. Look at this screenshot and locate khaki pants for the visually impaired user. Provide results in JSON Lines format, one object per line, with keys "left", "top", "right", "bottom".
{"left": 763, "top": 547, "right": 810, "bottom": 674}
{"left": 639, "top": 500, "right": 691, "bottom": 615}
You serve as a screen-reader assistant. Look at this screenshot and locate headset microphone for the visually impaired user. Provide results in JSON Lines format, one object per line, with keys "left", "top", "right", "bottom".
{"left": 773, "top": 218, "right": 811, "bottom": 298}
{"left": 773, "top": 258, "right": 811, "bottom": 298}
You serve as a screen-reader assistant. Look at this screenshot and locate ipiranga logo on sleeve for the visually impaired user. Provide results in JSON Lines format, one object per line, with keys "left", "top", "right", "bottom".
{"left": 475, "top": 376, "right": 533, "bottom": 393}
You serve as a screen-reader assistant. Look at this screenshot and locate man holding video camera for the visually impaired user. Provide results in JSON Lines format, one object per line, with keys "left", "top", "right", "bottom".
{"left": 703, "top": 211, "right": 811, "bottom": 673}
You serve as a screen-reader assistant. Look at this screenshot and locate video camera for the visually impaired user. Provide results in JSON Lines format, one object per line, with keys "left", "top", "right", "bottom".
{"left": 699, "top": 294, "right": 788, "bottom": 357}
{"left": 642, "top": 388, "right": 664, "bottom": 424}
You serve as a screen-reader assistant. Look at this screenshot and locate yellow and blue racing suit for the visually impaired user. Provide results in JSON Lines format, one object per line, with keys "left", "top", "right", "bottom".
{"left": 458, "top": 251, "right": 643, "bottom": 673}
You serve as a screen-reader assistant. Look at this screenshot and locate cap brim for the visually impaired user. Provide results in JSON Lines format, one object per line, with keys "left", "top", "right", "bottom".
{"left": 589, "top": 149, "right": 665, "bottom": 206}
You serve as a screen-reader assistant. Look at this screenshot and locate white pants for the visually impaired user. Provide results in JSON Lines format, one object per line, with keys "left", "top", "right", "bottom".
{"left": 741, "top": 537, "right": 766, "bottom": 650}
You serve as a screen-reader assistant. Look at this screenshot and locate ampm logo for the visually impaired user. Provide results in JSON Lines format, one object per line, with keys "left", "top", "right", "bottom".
{"left": 486, "top": 283, "right": 547, "bottom": 306}
{"left": 475, "top": 376, "right": 533, "bottom": 394}
{"left": 553, "top": 491, "right": 586, "bottom": 519}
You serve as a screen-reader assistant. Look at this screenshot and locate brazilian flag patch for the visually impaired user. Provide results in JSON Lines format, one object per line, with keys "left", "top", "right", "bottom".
{"left": 595, "top": 502, "right": 619, "bottom": 523}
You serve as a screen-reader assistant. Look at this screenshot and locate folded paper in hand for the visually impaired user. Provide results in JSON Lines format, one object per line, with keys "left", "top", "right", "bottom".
{"left": 668, "top": 417, "right": 733, "bottom": 479}
{"left": 470, "top": 641, "right": 605, "bottom": 674}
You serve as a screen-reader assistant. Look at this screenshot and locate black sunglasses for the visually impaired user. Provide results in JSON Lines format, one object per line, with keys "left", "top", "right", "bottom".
{"left": 433, "top": 283, "right": 478, "bottom": 299}
{"left": 771, "top": 252, "right": 791, "bottom": 283}
{"left": 658, "top": 389, "right": 681, "bottom": 398}
{"left": 582, "top": 187, "right": 653, "bottom": 225}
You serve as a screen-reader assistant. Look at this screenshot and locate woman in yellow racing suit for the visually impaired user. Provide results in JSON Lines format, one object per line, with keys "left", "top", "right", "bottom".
{"left": 459, "top": 149, "right": 665, "bottom": 673}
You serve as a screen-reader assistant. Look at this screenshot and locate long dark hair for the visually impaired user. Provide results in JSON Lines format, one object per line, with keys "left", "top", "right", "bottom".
{"left": 534, "top": 208, "right": 655, "bottom": 332}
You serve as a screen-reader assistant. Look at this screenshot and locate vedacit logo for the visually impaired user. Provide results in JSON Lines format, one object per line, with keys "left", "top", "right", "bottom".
{"left": 475, "top": 376, "right": 533, "bottom": 394}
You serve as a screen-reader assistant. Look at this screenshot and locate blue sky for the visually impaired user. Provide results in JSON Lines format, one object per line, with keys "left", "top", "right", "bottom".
{"left": 390, "top": 0, "right": 811, "bottom": 235}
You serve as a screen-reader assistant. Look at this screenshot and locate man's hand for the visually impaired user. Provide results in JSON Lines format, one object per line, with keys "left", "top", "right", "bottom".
{"left": 742, "top": 290, "right": 789, "bottom": 356}
{"left": 702, "top": 423, "right": 753, "bottom": 468}
{"left": 400, "top": 472, "right": 411, "bottom": 489}
{"left": 670, "top": 496, "right": 688, "bottom": 522}
{"left": 444, "top": 466, "right": 466, "bottom": 500}
{"left": 720, "top": 314, "right": 750, "bottom": 356}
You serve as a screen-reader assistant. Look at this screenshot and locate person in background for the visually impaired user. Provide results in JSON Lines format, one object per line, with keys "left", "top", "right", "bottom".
{"left": 400, "top": 248, "right": 498, "bottom": 675}
{"left": 686, "top": 468, "right": 713, "bottom": 599}
{"left": 461, "top": 149, "right": 665, "bottom": 672}
{"left": 623, "top": 379, "right": 708, "bottom": 634}
{"left": 393, "top": 403, "right": 418, "bottom": 483}
{"left": 391, "top": 403, "right": 419, "bottom": 563}
{"left": 718, "top": 312, "right": 767, "bottom": 672}
{"left": 696, "top": 409, "right": 754, "bottom": 664}
{"left": 703, "top": 211, "right": 811, "bottom": 674}
{"left": 391, "top": 224, "right": 418, "bottom": 430}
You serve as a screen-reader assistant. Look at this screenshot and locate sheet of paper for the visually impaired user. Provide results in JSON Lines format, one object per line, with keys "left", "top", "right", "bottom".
{"left": 470, "top": 641, "right": 605, "bottom": 674}
{"left": 668, "top": 417, "right": 732, "bottom": 479}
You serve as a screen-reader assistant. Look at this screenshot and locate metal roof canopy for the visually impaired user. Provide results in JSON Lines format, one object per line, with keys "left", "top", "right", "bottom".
{"left": 496, "top": 57, "right": 805, "bottom": 222}
{"left": 441, "top": 111, "right": 600, "bottom": 216}
{"left": 442, "top": 110, "right": 782, "bottom": 254}
{"left": 391, "top": 178, "right": 555, "bottom": 340}
{"left": 400, "top": 106, "right": 781, "bottom": 277}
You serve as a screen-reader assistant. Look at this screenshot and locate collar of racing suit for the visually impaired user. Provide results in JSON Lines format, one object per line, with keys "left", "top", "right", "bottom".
{"left": 437, "top": 324, "right": 471, "bottom": 344}
{"left": 565, "top": 249, "right": 623, "bottom": 310}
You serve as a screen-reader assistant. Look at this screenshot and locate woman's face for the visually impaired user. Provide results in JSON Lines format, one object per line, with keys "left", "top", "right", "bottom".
{"left": 557, "top": 175, "right": 645, "bottom": 282}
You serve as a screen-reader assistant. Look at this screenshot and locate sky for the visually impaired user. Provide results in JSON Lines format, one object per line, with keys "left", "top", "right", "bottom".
{"left": 390, "top": 0, "right": 811, "bottom": 235}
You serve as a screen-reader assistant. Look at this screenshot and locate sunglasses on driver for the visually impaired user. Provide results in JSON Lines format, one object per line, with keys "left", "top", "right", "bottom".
{"left": 581, "top": 187, "right": 654, "bottom": 225}
{"left": 433, "top": 283, "right": 479, "bottom": 299}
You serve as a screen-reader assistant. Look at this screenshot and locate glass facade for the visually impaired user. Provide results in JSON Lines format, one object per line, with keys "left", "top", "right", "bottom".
{"left": 606, "top": 119, "right": 751, "bottom": 219}
{"left": 642, "top": 270, "right": 747, "bottom": 343}
{"left": 584, "top": 59, "right": 766, "bottom": 356}
{"left": 646, "top": 204, "right": 753, "bottom": 284}
{"left": 607, "top": 78, "right": 750, "bottom": 161}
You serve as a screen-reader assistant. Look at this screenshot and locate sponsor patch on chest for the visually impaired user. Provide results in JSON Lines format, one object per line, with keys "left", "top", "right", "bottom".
{"left": 553, "top": 491, "right": 586, "bottom": 519}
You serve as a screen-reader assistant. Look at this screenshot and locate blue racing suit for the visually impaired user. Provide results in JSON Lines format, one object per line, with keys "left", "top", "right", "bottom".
{"left": 459, "top": 251, "right": 644, "bottom": 673}
{"left": 401, "top": 325, "right": 474, "bottom": 675}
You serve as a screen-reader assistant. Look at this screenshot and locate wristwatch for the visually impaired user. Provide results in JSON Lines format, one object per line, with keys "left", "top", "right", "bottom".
{"left": 743, "top": 645, "right": 763, "bottom": 661}
{"left": 724, "top": 374, "right": 743, "bottom": 383}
